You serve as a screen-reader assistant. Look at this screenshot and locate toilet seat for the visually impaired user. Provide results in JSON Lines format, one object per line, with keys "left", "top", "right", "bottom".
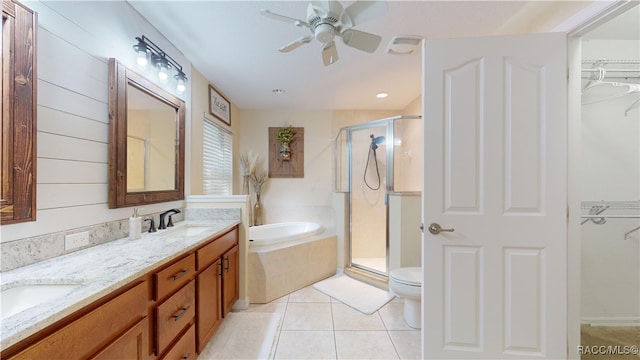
{"left": 389, "top": 267, "right": 421, "bottom": 287}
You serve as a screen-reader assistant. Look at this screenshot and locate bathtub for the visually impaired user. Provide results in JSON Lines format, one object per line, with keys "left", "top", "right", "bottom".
{"left": 248, "top": 222, "right": 336, "bottom": 303}
{"left": 249, "top": 222, "right": 324, "bottom": 247}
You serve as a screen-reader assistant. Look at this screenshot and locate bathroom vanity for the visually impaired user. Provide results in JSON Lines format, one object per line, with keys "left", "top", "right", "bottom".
{"left": 0, "top": 222, "right": 239, "bottom": 360}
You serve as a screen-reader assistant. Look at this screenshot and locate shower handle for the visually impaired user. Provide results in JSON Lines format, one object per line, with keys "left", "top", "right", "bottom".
{"left": 428, "top": 223, "right": 455, "bottom": 235}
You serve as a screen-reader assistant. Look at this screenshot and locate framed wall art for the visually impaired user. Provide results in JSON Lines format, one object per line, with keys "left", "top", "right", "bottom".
{"left": 268, "top": 126, "right": 304, "bottom": 178}
{"left": 209, "top": 84, "right": 231, "bottom": 126}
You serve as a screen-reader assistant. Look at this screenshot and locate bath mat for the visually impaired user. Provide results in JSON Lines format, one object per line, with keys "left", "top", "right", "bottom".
{"left": 198, "top": 312, "right": 281, "bottom": 359}
{"left": 313, "top": 275, "right": 395, "bottom": 315}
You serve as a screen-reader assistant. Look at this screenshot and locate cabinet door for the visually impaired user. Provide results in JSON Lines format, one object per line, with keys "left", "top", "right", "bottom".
{"left": 222, "top": 245, "right": 239, "bottom": 316}
{"left": 91, "top": 318, "right": 148, "bottom": 360}
{"left": 196, "top": 259, "right": 222, "bottom": 353}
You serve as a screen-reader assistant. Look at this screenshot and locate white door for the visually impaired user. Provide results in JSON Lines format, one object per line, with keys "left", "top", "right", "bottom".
{"left": 422, "top": 33, "right": 568, "bottom": 359}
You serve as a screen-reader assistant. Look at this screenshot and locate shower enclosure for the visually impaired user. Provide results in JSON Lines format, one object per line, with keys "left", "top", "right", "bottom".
{"left": 334, "top": 115, "right": 422, "bottom": 278}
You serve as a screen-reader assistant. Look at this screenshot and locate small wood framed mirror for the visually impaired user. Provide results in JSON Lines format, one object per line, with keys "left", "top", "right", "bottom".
{"left": 108, "top": 58, "right": 185, "bottom": 208}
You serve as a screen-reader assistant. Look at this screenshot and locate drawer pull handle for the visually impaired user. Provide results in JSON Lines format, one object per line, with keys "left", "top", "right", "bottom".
{"left": 181, "top": 353, "right": 190, "bottom": 360}
{"left": 172, "top": 268, "right": 189, "bottom": 280}
{"left": 224, "top": 256, "right": 230, "bottom": 272}
{"left": 172, "top": 306, "right": 190, "bottom": 321}
{"left": 218, "top": 261, "right": 223, "bottom": 276}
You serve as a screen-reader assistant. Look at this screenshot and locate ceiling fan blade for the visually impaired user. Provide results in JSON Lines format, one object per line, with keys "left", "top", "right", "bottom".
{"left": 278, "top": 36, "right": 313, "bottom": 53}
{"left": 341, "top": 28, "right": 382, "bottom": 53}
{"left": 261, "top": 9, "right": 310, "bottom": 29}
{"left": 310, "top": 1, "right": 344, "bottom": 18}
{"left": 342, "top": 0, "right": 387, "bottom": 27}
{"left": 321, "top": 41, "right": 338, "bottom": 66}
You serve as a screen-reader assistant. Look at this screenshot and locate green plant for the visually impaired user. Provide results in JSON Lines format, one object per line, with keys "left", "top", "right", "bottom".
{"left": 276, "top": 125, "right": 295, "bottom": 144}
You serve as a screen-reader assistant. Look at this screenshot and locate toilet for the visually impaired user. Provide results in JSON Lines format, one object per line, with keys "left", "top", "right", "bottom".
{"left": 389, "top": 267, "right": 422, "bottom": 329}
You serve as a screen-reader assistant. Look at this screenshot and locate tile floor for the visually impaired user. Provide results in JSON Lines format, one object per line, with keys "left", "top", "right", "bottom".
{"left": 239, "top": 285, "right": 421, "bottom": 360}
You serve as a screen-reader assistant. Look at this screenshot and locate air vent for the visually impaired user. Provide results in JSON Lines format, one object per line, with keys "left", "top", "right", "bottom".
{"left": 386, "top": 35, "right": 423, "bottom": 55}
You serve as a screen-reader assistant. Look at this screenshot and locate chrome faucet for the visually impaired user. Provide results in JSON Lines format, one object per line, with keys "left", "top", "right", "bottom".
{"left": 158, "top": 209, "right": 181, "bottom": 230}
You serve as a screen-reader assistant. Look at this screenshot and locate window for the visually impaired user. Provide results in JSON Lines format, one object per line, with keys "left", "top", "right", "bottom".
{"left": 203, "top": 116, "right": 233, "bottom": 195}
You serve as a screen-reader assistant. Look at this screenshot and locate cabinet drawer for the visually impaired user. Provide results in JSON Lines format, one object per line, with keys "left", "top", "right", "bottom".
{"left": 161, "top": 324, "right": 196, "bottom": 360}
{"left": 156, "top": 280, "right": 195, "bottom": 355}
{"left": 9, "top": 282, "right": 147, "bottom": 360}
{"left": 196, "top": 227, "right": 238, "bottom": 270}
{"left": 155, "top": 254, "right": 195, "bottom": 300}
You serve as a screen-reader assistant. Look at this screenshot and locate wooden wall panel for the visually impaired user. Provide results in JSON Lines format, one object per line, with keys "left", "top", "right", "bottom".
{"left": 268, "top": 127, "right": 304, "bottom": 178}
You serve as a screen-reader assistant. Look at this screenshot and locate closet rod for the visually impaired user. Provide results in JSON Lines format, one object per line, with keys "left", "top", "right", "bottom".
{"left": 581, "top": 215, "right": 640, "bottom": 219}
{"left": 582, "top": 68, "right": 640, "bottom": 73}
{"left": 582, "top": 59, "right": 640, "bottom": 64}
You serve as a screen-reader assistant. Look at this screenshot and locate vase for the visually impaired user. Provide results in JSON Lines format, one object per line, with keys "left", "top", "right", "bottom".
{"left": 280, "top": 142, "right": 291, "bottom": 161}
{"left": 253, "top": 193, "right": 263, "bottom": 226}
{"left": 242, "top": 175, "right": 250, "bottom": 195}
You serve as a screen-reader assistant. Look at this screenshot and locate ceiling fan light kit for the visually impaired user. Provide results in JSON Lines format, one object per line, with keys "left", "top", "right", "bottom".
{"left": 262, "top": 0, "right": 388, "bottom": 66}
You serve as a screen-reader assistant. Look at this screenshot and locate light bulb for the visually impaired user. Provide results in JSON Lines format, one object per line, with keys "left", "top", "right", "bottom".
{"left": 136, "top": 51, "right": 148, "bottom": 68}
{"left": 158, "top": 69, "right": 168, "bottom": 82}
{"left": 176, "top": 78, "right": 186, "bottom": 94}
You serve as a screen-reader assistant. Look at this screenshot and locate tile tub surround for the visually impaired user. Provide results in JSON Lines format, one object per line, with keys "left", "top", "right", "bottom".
{"left": 249, "top": 233, "right": 337, "bottom": 303}
{"left": 0, "top": 210, "right": 186, "bottom": 272}
{"left": 0, "top": 220, "right": 239, "bottom": 350}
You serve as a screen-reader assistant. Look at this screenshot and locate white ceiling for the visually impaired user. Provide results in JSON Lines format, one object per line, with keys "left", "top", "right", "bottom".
{"left": 127, "top": 1, "right": 587, "bottom": 110}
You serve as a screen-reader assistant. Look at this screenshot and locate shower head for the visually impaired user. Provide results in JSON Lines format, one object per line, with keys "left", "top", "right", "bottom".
{"left": 370, "top": 134, "right": 385, "bottom": 150}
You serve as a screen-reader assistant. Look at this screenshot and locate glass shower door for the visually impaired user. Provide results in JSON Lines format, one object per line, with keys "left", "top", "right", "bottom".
{"left": 349, "top": 124, "right": 388, "bottom": 275}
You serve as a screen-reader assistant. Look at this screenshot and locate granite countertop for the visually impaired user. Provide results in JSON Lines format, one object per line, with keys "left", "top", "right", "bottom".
{"left": 0, "top": 220, "right": 240, "bottom": 350}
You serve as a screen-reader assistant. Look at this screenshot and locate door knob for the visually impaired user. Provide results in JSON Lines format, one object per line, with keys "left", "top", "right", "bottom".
{"left": 428, "top": 223, "right": 454, "bottom": 235}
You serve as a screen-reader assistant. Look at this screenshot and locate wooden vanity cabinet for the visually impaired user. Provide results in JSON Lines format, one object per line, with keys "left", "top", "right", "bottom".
{"left": 195, "top": 227, "right": 238, "bottom": 352}
{"left": 4, "top": 281, "right": 149, "bottom": 360}
{"left": 1, "top": 225, "right": 239, "bottom": 360}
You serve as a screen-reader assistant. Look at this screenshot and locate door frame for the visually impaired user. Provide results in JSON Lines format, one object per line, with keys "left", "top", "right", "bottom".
{"left": 559, "top": 1, "right": 638, "bottom": 358}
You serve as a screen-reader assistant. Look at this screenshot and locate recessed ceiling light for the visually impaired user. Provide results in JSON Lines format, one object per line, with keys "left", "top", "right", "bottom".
{"left": 376, "top": 92, "right": 388, "bottom": 99}
{"left": 272, "top": 88, "right": 285, "bottom": 95}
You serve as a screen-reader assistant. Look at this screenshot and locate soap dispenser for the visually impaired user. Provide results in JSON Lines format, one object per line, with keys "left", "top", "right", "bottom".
{"left": 129, "top": 208, "right": 142, "bottom": 240}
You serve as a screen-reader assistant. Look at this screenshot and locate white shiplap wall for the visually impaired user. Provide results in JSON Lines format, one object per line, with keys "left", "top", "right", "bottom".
{"left": 1, "top": 1, "right": 190, "bottom": 242}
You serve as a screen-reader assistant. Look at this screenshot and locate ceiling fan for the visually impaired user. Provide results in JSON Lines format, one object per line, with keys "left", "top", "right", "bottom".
{"left": 261, "top": 0, "right": 387, "bottom": 66}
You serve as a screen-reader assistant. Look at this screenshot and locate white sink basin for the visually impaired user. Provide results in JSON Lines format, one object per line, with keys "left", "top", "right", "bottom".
{"left": 158, "top": 226, "right": 212, "bottom": 237}
{"left": 1, "top": 284, "right": 81, "bottom": 319}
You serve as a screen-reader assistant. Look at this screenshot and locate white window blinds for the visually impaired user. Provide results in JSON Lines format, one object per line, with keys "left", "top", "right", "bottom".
{"left": 203, "top": 116, "right": 233, "bottom": 195}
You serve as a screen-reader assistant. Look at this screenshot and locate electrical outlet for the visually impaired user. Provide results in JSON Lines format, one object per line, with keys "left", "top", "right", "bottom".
{"left": 65, "top": 231, "right": 90, "bottom": 251}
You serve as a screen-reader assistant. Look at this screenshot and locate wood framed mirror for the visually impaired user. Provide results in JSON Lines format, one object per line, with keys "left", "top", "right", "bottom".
{"left": 2, "top": 1, "right": 37, "bottom": 224}
{"left": 108, "top": 58, "right": 185, "bottom": 208}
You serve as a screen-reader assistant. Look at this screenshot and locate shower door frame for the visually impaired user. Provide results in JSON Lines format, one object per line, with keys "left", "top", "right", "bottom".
{"left": 343, "top": 115, "right": 422, "bottom": 278}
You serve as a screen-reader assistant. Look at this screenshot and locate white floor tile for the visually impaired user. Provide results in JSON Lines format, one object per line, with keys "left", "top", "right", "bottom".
{"left": 379, "top": 302, "right": 415, "bottom": 330}
{"left": 334, "top": 331, "right": 399, "bottom": 359}
{"left": 388, "top": 330, "right": 421, "bottom": 359}
{"left": 198, "top": 313, "right": 280, "bottom": 360}
{"left": 282, "top": 302, "right": 334, "bottom": 330}
{"left": 228, "top": 277, "right": 419, "bottom": 359}
{"left": 246, "top": 301, "right": 288, "bottom": 315}
{"left": 331, "top": 303, "right": 386, "bottom": 331}
{"left": 274, "top": 330, "right": 336, "bottom": 359}
{"left": 288, "top": 285, "right": 331, "bottom": 303}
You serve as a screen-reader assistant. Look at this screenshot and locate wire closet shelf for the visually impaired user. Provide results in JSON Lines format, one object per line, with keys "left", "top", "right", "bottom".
{"left": 581, "top": 200, "right": 640, "bottom": 240}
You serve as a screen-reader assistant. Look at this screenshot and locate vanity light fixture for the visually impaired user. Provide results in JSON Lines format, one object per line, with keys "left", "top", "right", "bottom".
{"left": 133, "top": 35, "right": 188, "bottom": 93}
